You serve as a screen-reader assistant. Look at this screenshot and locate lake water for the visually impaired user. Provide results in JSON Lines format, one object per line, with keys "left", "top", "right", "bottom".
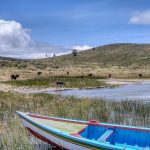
{"left": 47, "top": 82, "right": 150, "bottom": 101}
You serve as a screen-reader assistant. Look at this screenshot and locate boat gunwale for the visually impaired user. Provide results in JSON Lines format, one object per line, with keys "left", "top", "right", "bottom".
{"left": 28, "top": 113, "right": 150, "bottom": 133}
{"left": 28, "top": 114, "right": 88, "bottom": 125}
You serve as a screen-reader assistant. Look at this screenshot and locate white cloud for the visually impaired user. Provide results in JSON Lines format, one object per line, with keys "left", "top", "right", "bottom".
{"left": 73, "top": 45, "right": 92, "bottom": 51}
{"left": 129, "top": 10, "right": 150, "bottom": 25}
{"left": 0, "top": 19, "right": 68, "bottom": 59}
{"left": 0, "top": 19, "right": 93, "bottom": 58}
{"left": 0, "top": 19, "right": 32, "bottom": 49}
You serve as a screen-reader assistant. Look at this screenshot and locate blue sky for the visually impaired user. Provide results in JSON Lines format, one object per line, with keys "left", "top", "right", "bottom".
{"left": 0, "top": 0, "right": 150, "bottom": 58}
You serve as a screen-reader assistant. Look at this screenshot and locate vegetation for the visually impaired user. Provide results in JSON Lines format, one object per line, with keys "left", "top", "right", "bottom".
{"left": 1, "top": 43, "right": 150, "bottom": 149}
{"left": 1, "top": 43, "right": 150, "bottom": 80}
{"left": 4, "top": 76, "right": 106, "bottom": 88}
{"left": 1, "top": 43, "right": 150, "bottom": 69}
{"left": 37, "top": 43, "right": 150, "bottom": 68}
{"left": 0, "top": 92, "right": 150, "bottom": 149}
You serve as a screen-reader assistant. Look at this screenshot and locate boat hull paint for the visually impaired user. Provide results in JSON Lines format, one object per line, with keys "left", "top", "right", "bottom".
{"left": 18, "top": 112, "right": 147, "bottom": 150}
{"left": 21, "top": 118, "right": 104, "bottom": 150}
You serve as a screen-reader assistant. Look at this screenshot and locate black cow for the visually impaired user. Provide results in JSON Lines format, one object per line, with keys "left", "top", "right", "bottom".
{"left": 88, "top": 73, "right": 93, "bottom": 77}
{"left": 80, "top": 74, "right": 84, "bottom": 79}
{"left": 37, "top": 72, "right": 42, "bottom": 76}
{"left": 108, "top": 74, "right": 112, "bottom": 78}
{"left": 139, "top": 73, "right": 142, "bottom": 78}
{"left": 10, "top": 74, "right": 19, "bottom": 81}
{"left": 56, "top": 81, "right": 65, "bottom": 87}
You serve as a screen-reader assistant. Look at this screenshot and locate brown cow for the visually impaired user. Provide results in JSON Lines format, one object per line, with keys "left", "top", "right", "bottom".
{"left": 88, "top": 73, "right": 93, "bottom": 77}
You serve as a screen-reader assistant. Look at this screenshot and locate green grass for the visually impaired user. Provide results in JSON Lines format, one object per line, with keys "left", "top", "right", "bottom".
{"left": 4, "top": 76, "right": 106, "bottom": 88}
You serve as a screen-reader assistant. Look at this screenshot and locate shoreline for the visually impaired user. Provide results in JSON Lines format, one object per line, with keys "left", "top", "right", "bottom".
{"left": 1, "top": 78, "right": 150, "bottom": 95}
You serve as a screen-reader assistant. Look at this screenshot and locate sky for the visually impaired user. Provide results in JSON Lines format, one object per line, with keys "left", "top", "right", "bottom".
{"left": 0, "top": 0, "right": 150, "bottom": 58}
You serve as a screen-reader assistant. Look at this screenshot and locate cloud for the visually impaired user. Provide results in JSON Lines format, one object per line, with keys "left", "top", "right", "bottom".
{"left": 129, "top": 10, "right": 150, "bottom": 25}
{"left": 0, "top": 19, "right": 68, "bottom": 58}
{"left": 0, "top": 19, "right": 32, "bottom": 48}
{"left": 0, "top": 19, "right": 93, "bottom": 58}
{"left": 73, "top": 45, "right": 92, "bottom": 51}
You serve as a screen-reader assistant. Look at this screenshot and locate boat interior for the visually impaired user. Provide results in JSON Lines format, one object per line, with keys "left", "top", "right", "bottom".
{"left": 79, "top": 124, "right": 150, "bottom": 149}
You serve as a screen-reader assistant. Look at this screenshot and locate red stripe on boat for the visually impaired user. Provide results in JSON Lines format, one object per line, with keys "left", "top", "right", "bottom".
{"left": 77, "top": 126, "right": 87, "bottom": 134}
{"left": 70, "top": 133, "right": 82, "bottom": 138}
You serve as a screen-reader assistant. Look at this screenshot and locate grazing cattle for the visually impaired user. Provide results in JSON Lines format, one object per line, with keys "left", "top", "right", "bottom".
{"left": 37, "top": 72, "right": 42, "bottom": 76}
{"left": 56, "top": 81, "right": 65, "bottom": 87}
{"left": 139, "top": 73, "right": 142, "bottom": 78}
{"left": 10, "top": 74, "right": 19, "bottom": 81}
{"left": 88, "top": 73, "right": 93, "bottom": 77}
{"left": 108, "top": 74, "right": 112, "bottom": 78}
{"left": 80, "top": 74, "right": 84, "bottom": 79}
{"left": 15, "top": 74, "right": 19, "bottom": 78}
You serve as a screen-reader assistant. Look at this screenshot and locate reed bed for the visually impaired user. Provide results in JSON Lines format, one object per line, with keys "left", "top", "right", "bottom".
{"left": 0, "top": 92, "right": 150, "bottom": 149}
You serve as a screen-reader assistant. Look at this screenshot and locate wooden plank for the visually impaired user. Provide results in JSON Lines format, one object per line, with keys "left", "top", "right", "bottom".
{"left": 31, "top": 117, "right": 87, "bottom": 134}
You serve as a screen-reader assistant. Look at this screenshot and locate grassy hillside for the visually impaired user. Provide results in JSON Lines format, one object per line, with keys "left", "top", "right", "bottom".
{"left": 38, "top": 43, "right": 150, "bottom": 68}
{"left": 0, "top": 57, "right": 28, "bottom": 68}
{"left": 1, "top": 43, "right": 150, "bottom": 80}
{"left": 1, "top": 43, "right": 150, "bottom": 69}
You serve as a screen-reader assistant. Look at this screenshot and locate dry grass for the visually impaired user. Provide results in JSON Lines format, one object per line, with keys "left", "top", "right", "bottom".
{"left": 1, "top": 65, "right": 150, "bottom": 83}
{"left": 0, "top": 92, "right": 150, "bottom": 149}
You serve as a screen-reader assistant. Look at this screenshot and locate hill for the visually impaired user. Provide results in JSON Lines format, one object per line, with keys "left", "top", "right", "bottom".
{"left": 1, "top": 43, "right": 150, "bottom": 69}
{"left": 37, "top": 43, "right": 150, "bottom": 68}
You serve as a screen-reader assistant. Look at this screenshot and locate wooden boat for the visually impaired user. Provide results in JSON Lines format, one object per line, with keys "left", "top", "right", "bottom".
{"left": 16, "top": 111, "right": 150, "bottom": 150}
